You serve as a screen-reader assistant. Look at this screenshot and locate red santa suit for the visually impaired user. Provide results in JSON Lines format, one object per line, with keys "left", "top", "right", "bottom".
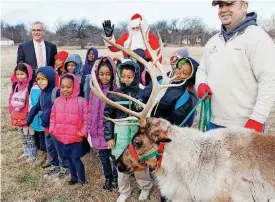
{"left": 106, "top": 13, "right": 162, "bottom": 62}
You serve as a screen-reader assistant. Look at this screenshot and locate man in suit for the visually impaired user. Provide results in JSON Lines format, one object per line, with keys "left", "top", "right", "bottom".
{"left": 17, "top": 21, "right": 57, "bottom": 71}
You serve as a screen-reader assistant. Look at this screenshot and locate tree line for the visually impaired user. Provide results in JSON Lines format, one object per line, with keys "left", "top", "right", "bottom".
{"left": 1, "top": 15, "right": 275, "bottom": 49}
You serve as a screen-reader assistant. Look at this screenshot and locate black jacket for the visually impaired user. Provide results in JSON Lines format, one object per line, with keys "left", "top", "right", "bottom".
{"left": 104, "top": 61, "right": 140, "bottom": 141}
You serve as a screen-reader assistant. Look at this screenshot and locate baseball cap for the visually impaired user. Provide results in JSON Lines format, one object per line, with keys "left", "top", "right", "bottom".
{"left": 212, "top": 0, "right": 248, "bottom": 6}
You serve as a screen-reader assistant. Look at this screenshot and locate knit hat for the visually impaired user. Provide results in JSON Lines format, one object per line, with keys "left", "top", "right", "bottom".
{"left": 131, "top": 13, "right": 142, "bottom": 28}
{"left": 55, "top": 51, "right": 69, "bottom": 61}
{"left": 170, "top": 48, "right": 189, "bottom": 69}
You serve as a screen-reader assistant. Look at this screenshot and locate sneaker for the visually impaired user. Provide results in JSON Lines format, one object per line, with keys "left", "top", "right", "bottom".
{"left": 43, "top": 166, "right": 60, "bottom": 178}
{"left": 68, "top": 179, "right": 78, "bottom": 185}
{"left": 103, "top": 178, "right": 112, "bottom": 190}
{"left": 56, "top": 167, "right": 69, "bottom": 180}
{"left": 26, "top": 158, "right": 36, "bottom": 163}
{"left": 116, "top": 193, "right": 130, "bottom": 202}
{"left": 79, "top": 180, "right": 88, "bottom": 185}
{"left": 138, "top": 189, "right": 150, "bottom": 201}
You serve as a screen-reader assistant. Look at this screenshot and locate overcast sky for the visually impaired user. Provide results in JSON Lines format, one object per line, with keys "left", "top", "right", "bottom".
{"left": 2, "top": 0, "right": 275, "bottom": 31}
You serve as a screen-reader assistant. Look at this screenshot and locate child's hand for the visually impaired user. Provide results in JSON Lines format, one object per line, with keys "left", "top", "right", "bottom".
{"left": 107, "top": 140, "right": 115, "bottom": 149}
{"left": 78, "top": 131, "right": 85, "bottom": 137}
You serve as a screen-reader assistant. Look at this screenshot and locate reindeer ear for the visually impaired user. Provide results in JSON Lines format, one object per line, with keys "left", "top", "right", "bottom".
{"left": 152, "top": 130, "right": 171, "bottom": 144}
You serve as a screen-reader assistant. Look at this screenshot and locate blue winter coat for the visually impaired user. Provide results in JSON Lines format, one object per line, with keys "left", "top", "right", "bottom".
{"left": 29, "top": 85, "right": 44, "bottom": 131}
{"left": 26, "top": 66, "right": 60, "bottom": 129}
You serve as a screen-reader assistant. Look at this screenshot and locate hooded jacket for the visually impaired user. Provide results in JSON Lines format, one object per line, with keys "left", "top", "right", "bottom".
{"left": 26, "top": 66, "right": 60, "bottom": 129}
{"left": 196, "top": 14, "right": 275, "bottom": 127}
{"left": 87, "top": 57, "right": 117, "bottom": 150}
{"left": 49, "top": 73, "right": 88, "bottom": 145}
{"left": 136, "top": 57, "right": 199, "bottom": 126}
{"left": 104, "top": 60, "right": 140, "bottom": 141}
{"left": 64, "top": 54, "right": 83, "bottom": 84}
{"left": 222, "top": 12, "right": 257, "bottom": 42}
{"left": 83, "top": 47, "right": 99, "bottom": 76}
{"left": 9, "top": 63, "right": 33, "bottom": 117}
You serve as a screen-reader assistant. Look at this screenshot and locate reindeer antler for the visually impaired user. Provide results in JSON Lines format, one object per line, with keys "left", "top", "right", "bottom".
{"left": 91, "top": 25, "right": 188, "bottom": 128}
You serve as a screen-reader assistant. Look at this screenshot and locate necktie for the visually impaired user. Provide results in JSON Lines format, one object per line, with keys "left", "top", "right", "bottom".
{"left": 37, "top": 43, "right": 44, "bottom": 68}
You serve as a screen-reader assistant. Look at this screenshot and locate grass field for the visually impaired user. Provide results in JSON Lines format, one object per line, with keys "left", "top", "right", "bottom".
{"left": 1, "top": 46, "right": 274, "bottom": 202}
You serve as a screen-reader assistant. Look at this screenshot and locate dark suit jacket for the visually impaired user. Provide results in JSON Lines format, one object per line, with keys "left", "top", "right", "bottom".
{"left": 17, "top": 41, "right": 57, "bottom": 70}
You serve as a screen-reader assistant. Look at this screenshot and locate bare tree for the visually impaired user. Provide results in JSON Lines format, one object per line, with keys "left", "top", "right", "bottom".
{"left": 151, "top": 20, "right": 169, "bottom": 43}
{"left": 56, "top": 19, "right": 101, "bottom": 48}
{"left": 1, "top": 21, "right": 29, "bottom": 43}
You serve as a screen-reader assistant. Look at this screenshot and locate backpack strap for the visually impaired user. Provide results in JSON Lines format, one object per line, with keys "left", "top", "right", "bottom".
{"left": 141, "top": 71, "right": 147, "bottom": 86}
{"left": 175, "top": 89, "right": 190, "bottom": 109}
{"left": 12, "top": 82, "right": 18, "bottom": 92}
{"left": 51, "top": 87, "right": 59, "bottom": 104}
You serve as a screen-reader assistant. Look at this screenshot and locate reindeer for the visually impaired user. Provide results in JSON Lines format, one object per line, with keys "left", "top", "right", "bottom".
{"left": 90, "top": 25, "right": 275, "bottom": 202}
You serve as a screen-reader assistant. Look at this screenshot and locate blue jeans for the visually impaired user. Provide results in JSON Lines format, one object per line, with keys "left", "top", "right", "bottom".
{"left": 208, "top": 122, "right": 225, "bottom": 130}
{"left": 99, "top": 149, "right": 118, "bottom": 180}
{"left": 45, "top": 133, "right": 68, "bottom": 167}
{"left": 68, "top": 157, "right": 85, "bottom": 182}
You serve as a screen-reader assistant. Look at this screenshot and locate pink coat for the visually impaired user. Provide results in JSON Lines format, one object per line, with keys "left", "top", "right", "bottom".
{"left": 49, "top": 73, "right": 88, "bottom": 145}
{"left": 8, "top": 63, "right": 33, "bottom": 126}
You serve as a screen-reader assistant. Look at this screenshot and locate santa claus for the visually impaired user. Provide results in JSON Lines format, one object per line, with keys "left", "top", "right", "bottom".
{"left": 102, "top": 13, "right": 162, "bottom": 62}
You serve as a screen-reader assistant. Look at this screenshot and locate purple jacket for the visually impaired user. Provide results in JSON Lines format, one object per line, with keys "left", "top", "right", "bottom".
{"left": 87, "top": 57, "right": 117, "bottom": 150}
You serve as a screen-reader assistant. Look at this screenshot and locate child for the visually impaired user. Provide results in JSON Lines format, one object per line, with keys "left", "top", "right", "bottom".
{"left": 64, "top": 54, "right": 84, "bottom": 97}
{"left": 83, "top": 47, "right": 98, "bottom": 76}
{"left": 136, "top": 57, "right": 199, "bottom": 127}
{"left": 87, "top": 57, "right": 118, "bottom": 190}
{"left": 49, "top": 73, "right": 88, "bottom": 185}
{"left": 8, "top": 63, "right": 36, "bottom": 162}
{"left": 54, "top": 51, "right": 69, "bottom": 86}
{"left": 104, "top": 61, "right": 152, "bottom": 202}
{"left": 29, "top": 84, "right": 47, "bottom": 166}
{"left": 26, "top": 66, "right": 68, "bottom": 179}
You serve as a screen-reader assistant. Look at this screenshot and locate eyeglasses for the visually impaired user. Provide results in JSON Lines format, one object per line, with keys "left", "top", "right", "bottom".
{"left": 32, "top": 29, "right": 44, "bottom": 32}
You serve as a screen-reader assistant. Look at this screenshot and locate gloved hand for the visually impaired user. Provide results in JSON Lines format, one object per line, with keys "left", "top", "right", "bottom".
{"left": 197, "top": 83, "right": 212, "bottom": 99}
{"left": 134, "top": 99, "right": 144, "bottom": 112}
{"left": 102, "top": 20, "right": 114, "bottom": 37}
{"left": 245, "top": 119, "right": 264, "bottom": 133}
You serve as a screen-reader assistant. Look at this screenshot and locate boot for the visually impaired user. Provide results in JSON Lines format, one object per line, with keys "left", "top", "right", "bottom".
{"left": 111, "top": 177, "right": 118, "bottom": 189}
{"left": 41, "top": 153, "right": 51, "bottom": 168}
{"left": 103, "top": 177, "right": 112, "bottom": 190}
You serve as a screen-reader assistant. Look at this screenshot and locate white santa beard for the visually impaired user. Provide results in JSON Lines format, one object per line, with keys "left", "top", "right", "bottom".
{"left": 124, "top": 30, "right": 145, "bottom": 50}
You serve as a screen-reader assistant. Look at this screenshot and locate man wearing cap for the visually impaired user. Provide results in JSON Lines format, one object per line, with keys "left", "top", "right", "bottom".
{"left": 195, "top": 0, "right": 275, "bottom": 132}
{"left": 102, "top": 13, "right": 161, "bottom": 62}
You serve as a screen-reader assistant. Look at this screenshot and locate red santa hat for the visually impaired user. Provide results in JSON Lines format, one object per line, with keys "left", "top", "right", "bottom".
{"left": 130, "top": 13, "right": 142, "bottom": 28}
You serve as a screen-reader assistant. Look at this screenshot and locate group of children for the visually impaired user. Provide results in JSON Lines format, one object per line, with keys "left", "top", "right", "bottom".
{"left": 8, "top": 47, "right": 199, "bottom": 202}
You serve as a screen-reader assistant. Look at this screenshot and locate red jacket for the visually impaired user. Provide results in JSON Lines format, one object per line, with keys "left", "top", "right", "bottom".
{"left": 108, "top": 32, "right": 162, "bottom": 62}
{"left": 49, "top": 73, "right": 88, "bottom": 144}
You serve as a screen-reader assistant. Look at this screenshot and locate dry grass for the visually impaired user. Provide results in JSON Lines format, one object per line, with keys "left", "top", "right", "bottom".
{"left": 1, "top": 45, "right": 274, "bottom": 202}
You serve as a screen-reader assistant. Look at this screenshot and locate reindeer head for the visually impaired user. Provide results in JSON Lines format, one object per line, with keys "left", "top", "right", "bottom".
{"left": 115, "top": 118, "right": 172, "bottom": 173}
